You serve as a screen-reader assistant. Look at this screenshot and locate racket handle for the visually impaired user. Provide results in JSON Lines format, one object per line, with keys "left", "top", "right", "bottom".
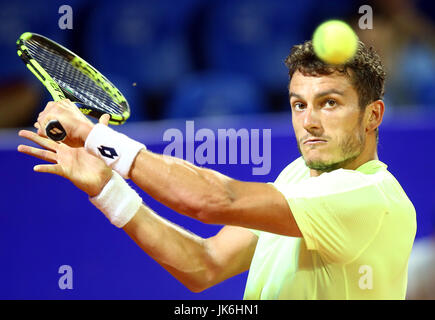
{"left": 46, "top": 120, "right": 67, "bottom": 141}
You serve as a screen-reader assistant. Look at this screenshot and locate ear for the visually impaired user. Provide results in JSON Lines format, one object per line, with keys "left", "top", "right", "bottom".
{"left": 365, "top": 100, "right": 385, "bottom": 134}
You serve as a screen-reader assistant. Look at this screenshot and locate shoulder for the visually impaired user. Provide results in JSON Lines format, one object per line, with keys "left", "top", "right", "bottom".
{"left": 274, "top": 157, "right": 309, "bottom": 186}
{"left": 277, "top": 163, "right": 392, "bottom": 215}
{"left": 282, "top": 168, "right": 380, "bottom": 199}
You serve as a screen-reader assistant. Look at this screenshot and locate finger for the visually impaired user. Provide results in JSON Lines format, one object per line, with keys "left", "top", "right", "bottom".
{"left": 17, "top": 144, "right": 57, "bottom": 163}
{"left": 58, "top": 99, "right": 73, "bottom": 108}
{"left": 38, "top": 101, "right": 59, "bottom": 121}
{"left": 36, "top": 116, "right": 48, "bottom": 138}
{"left": 18, "top": 130, "right": 58, "bottom": 152}
{"left": 37, "top": 126, "right": 46, "bottom": 137}
{"left": 44, "top": 101, "right": 56, "bottom": 112}
{"left": 99, "top": 114, "right": 110, "bottom": 126}
{"left": 37, "top": 110, "right": 46, "bottom": 124}
{"left": 38, "top": 103, "right": 60, "bottom": 135}
{"left": 33, "top": 164, "right": 63, "bottom": 176}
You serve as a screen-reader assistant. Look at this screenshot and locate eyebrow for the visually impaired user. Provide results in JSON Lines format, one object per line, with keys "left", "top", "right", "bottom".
{"left": 289, "top": 89, "right": 345, "bottom": 100}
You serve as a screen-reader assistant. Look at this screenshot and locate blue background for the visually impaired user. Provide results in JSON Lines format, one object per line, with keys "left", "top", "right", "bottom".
{"left": 0, "top": 0, "right": 434, "bottom": 299}
{"left": 1, "top": 112, "right": 435, "bottom": 299}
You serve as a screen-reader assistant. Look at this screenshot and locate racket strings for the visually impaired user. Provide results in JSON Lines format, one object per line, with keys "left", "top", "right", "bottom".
{"left": 25, "top": 39, "right": 124, "bottom": 116}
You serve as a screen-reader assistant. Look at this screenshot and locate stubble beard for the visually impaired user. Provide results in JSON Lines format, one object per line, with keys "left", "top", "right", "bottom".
{"left": 298, "top": 126, "right": 366, "bottom": 173}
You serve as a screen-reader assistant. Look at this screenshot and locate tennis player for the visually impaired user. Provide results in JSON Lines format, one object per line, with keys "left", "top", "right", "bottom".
{"left": 18, "top": 40, "right": 416, "bottom": 299}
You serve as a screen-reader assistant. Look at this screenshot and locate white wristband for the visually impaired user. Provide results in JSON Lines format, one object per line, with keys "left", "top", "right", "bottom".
{"left": 85, "top": 123, "right": 146, "bottom": 179}
{"left": 89, "top": 171, "right": 142, "bottom": 228}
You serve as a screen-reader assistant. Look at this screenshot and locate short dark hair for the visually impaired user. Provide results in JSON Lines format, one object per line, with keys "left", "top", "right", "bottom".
{"left": 284, "top": 40, "right": 386, "bottom": 109}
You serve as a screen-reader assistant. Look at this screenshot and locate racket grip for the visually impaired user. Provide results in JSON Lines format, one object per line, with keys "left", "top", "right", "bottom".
{"left": 46, "top": 120, "right": 67, "bottom": 141}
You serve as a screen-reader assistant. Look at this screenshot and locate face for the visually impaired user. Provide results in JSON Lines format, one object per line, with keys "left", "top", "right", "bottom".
{"left": 289, "top": 70, "right": 366, "bottom": 173}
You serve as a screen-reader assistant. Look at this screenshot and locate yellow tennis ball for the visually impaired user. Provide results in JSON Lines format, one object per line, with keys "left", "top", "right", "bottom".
{"left": 312, "top": 20, "right": 358, "bottom": 65}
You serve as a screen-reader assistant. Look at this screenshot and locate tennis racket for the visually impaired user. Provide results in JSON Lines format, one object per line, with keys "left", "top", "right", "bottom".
{"left": 16, "top": 32, "right": 130, "bottom": 141}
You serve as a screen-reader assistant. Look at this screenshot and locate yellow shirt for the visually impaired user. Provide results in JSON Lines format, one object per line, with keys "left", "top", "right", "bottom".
{"left": 244, "top": 157, "right": 416, "bottom": 300}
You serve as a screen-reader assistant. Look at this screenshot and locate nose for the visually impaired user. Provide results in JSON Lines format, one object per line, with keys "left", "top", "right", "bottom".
{"left": 303, "top": 106, "right": 322, "bottom": 133}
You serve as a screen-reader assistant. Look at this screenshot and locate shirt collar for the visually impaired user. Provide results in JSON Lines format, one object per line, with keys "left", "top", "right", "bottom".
{"left": 356, "top": 159, "right": 388, "bottom": 174}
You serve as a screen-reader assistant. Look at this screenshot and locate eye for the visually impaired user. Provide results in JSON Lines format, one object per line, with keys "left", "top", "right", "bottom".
{"left": 324, "top": 99, "right": 337, "bottom": 108}
{"left": 293, "top": 102, "right": 306, "bottom": 111}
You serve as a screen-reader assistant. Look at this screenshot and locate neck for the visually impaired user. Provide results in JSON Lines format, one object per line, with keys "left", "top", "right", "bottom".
{"left": 309, "top": 139, "right": 378, "bottom": 177}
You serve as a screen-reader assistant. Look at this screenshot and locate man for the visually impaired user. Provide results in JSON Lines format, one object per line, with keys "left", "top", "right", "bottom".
{"left": 18, "top": 40, "right": 416, "bottom": 299}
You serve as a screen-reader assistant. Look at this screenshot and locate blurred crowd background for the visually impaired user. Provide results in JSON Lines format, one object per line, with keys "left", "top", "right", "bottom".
{"left": 0, "top": 0, "right": 434, "bottom": 128}
{"left": 1, "top": 0, "right": 435, "bottom": 300}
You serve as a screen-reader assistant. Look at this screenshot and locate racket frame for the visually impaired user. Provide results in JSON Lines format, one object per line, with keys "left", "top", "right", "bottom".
{"left": 16, "top": 32, "right": 130, "bottom": 126}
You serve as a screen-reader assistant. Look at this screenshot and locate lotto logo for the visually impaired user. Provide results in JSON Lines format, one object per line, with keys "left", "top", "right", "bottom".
{"left": 98, "top": 146, "right": 118, "bottom": 159}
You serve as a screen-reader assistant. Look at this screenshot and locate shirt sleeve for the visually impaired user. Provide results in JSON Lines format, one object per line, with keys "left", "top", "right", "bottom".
{"left": 248, "top": 228, "right": 261, "bottom": 237}
{"left": 274, "top": 169, "right": 388, "bottom": 264}
{"left": 247, "top": 182, "right": 280, "bottom": 238}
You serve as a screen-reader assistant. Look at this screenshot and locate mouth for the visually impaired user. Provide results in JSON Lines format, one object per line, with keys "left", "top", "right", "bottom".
{"left": 303, "top": 139, "right": 327, "bottom": 145}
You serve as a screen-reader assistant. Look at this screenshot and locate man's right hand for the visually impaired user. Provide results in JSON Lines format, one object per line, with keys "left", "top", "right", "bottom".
{"left": 35, "top": 99, "right": 110, "bottom": 148}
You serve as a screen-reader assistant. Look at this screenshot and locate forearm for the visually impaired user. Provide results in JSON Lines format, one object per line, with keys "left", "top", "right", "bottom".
{"left": 129, "top": 150, "right": 300, "bottom": 236}
{"left": 82, "top": 123, "right": 241, "bottom": 224}
{"left": 122, "top": 204, "right": 215, "bottom": 292}
{"left": 82, "top": 125, "right": 300, "bottom": 236}
{"left": 129, "top": 150, "right": 234, "bottom": 222}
